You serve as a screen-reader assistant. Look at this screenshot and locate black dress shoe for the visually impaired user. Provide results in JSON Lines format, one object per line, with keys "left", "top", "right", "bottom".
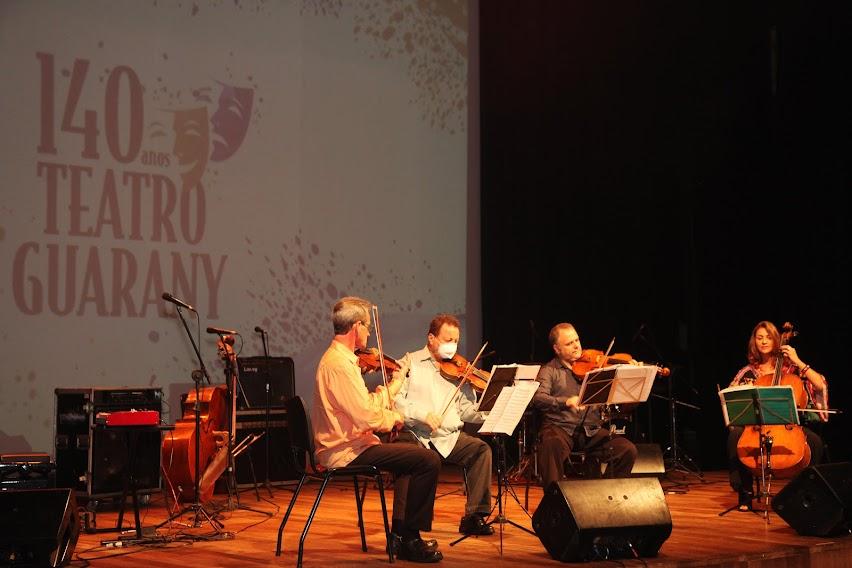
{"left": 392, "top": 536, "right": 443, "bottom": 563}
{"left": 737, "top": 490, "right": 754, "bottom": 512}
{"left": 458, "top": 514, "right": 494, "bottom": 536}
{"left": 390, "top": 533, "right": 438, "bottom": 552}
{"left": 422, "top": 538, "right": 438, "bottom": 551}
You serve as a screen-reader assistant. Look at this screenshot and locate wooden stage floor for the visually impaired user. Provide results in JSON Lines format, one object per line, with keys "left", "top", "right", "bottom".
{"left": 72, "top": 469, "right": 851, "bottom": 568}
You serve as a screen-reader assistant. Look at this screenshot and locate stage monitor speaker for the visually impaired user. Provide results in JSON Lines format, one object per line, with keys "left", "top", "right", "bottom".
{"left": 772, "top": 462, "right": 851, "bottom": 537}
{"left": 237, "top": 356, "right": 295, "bottom": 410}
{"left": 0, "top": 488, "right": 80, "bottom": 567}
{"left": 532, "top": 478, "right": 672, "bottom": 562}
{"left": 630, "top": 444, "right": 665, "bottom": 477}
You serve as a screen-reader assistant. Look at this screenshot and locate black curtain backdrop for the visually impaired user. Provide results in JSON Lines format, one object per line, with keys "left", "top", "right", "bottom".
{"left": 480, "top": 1, "right": 850, "bottom": 469}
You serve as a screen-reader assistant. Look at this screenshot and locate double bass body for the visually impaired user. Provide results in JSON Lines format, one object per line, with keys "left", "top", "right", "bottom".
{"left": 161, "top": 384, "right": 229, "bottom": 503}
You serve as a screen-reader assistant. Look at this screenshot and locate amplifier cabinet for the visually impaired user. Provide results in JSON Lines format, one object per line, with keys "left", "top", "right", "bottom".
{"left": 54, "top": 387, "right": 163, "bottom": 498}
{"left": 233, "top": 408, "right": 299, "bottom": 486}
{"left": 236, "top": 356, "right": 295, "bottom": 410}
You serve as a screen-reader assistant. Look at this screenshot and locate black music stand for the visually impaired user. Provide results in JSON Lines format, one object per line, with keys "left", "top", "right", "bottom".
{"left": 451, "top": 366, "right": 540, "bottom": 554}
{"left": 578, "top": 364, "right": 657, "bottom": 409}
{"left": 578, "top": 365, "right": 657, "bottom": 478}
{"left": 718, "top": 385, "right": 798, "bottom": 521}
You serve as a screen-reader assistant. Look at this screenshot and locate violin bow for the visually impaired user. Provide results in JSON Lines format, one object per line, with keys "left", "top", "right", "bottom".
{"left": 586, "top": 337, "right": 616, "bottom": 379}
{"left": 371, "top": 305, "right": 392, "bottom": 406}
{"left": 439, "top": 341, "right": 489, "bottom": 419}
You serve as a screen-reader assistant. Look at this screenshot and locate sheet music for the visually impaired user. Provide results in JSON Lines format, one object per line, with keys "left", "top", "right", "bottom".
{"left": 478, "top": 380, "right": 539, "bottom": 435}
{"left": 579, "top": 364, "right": 657, "bottom": 405}
{"left": 718, "top": 384, "right": 798, "bottom": 427}
{"left": 618, "top": 364, "right": 658, "bottom": 401}
{"left": 485, "top": 363, "right": 541, "bottom": 380}
{"left": 513, "top": 364, "right": 541, "bottom": 380}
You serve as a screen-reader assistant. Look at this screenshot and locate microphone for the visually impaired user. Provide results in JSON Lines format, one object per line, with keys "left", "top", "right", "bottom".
{"left": 254, "top": 326, "right": 266, "bottom": 334}
{"left": 631, "top": 323, "right": 646, "bottom": 343}
{"left": 162, "top": 292, "right": 196, "bottom": 312}
{"left": 207, "top": 326, "right": 238, "bottom": 335}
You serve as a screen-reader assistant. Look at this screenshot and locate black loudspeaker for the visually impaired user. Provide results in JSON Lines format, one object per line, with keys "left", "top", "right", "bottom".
{"left": 233, "top": 409, "right": 299, "bottom": 486}
{"left": 630, "top": 444, "right": 665, "bottom": 477}
{"left": 54, "top": 388, "right": 162, "bottom": 497}
{"left": 532, "top": 478, "right": 672, "bottom": 562}
{"left": 772, "top": 462, "right": 852, "bottom": 536}
{"left": 1, "top": 453, "right": 56, "bottom": 490}
{"left": 0, "top": 488, "right": 80, "bottom": 567}
{"left": 237, "top": 356, "right": 295, "bottom": 410}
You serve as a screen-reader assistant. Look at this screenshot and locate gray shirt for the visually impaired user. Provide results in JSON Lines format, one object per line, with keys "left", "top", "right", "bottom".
{"left": 531, "top": 357, "right": 602, "bottom": 438}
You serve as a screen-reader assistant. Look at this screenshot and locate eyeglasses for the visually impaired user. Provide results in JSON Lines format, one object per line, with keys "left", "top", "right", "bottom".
{"left": 360, "top": 321, "right": 372, "bottom": 333}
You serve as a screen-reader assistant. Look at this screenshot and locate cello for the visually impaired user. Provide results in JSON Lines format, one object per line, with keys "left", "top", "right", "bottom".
{"left": 736, "top": 322, "right": 811, "bottom": 478}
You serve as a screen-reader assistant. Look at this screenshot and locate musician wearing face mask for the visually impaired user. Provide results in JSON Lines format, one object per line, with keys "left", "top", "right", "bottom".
{"left": 393, "top": 314, "right": 494, "bottom": 537}
{"left": 532, "top": 323, "right": 638, "bottom": 489}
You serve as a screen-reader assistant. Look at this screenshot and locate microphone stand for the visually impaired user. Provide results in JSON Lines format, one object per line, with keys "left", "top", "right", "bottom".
{"left": 635, "top": 328, "right": 703, "bottom": 483}
{"left": 159, "top": 306, "right": 227, "bottom": 536}
{"left": 216, "top": 332, "right": 270, "bottom": 518}
{"left": 259, "top": 328, "right": 274, "bottom": 498}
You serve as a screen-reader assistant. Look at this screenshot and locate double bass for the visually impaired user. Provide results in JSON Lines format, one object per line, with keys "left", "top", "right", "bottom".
{"left": 736, "top": 322, "right": 811, "bottom": 478}
{"left": 161, "top": 337, "right": 235, "bottom": 503}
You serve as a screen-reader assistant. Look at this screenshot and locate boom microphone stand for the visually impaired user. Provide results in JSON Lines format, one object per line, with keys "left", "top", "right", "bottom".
{"left": 209, "top": 329, "right": 271, "bottom": 518}
{"left": 658, "top": 369, "right": 703, "bottom": 479}
{"left": 159, "top": 298, "right": 227, "bottom": 536}
{"left": 256, "top": 326, "right": 275, "bottom": 498}
{"left": 634, "top": 325, "right": 703, "bottom": 482}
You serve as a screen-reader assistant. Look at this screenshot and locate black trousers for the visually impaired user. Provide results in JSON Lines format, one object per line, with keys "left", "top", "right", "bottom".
{"left": 538, "top": 424, "right": 638, "bottom": 489}
{"left": 392, "top": 430, "right": 492, "bottom": 518}
{"left": 727, "top": 425, "right": 824, "bottom": 494}
{"left": 350, "top": 442, "right": 441, "bottom": 532}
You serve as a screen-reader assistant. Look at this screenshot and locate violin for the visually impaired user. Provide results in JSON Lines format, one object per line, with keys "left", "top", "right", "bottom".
{"left": 438, "top": 353, "right": 490, "bottom": 393}
{"left": 356, "top": 348, "right": 402, "bottom": 374}
{"left": 736, "top": 322, "right": 811, "bottom": 478}
{"left": 572, "top": 348, "right": 671, "bottom": 377}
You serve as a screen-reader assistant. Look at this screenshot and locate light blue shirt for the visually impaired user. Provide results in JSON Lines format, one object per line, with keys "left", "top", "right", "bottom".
{"left": 394, "top": 346, "right": 485, "bottom": 457}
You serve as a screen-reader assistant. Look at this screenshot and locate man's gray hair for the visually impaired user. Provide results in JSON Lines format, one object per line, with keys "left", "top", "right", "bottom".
{"left": 332, "top": 296, "right": 371, "bottom": 335}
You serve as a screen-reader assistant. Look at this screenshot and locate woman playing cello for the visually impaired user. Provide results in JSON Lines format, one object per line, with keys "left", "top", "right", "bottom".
{"left": 726, "top": 320, "right": 829, "bottom": 511}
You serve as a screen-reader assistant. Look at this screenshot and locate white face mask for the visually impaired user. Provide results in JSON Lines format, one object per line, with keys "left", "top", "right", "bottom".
{"left": 437, "top": 341, "right": 458, "bottom": 360}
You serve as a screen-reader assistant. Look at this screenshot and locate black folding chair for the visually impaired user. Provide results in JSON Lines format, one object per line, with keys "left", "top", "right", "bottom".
{"left": 274, "top": 396, "right": 394, "bottom": 567}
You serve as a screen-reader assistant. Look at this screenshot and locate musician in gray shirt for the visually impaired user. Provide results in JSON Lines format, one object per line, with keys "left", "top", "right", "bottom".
{"left": 531, "top": 323, "right": 637, "bottom": 488}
